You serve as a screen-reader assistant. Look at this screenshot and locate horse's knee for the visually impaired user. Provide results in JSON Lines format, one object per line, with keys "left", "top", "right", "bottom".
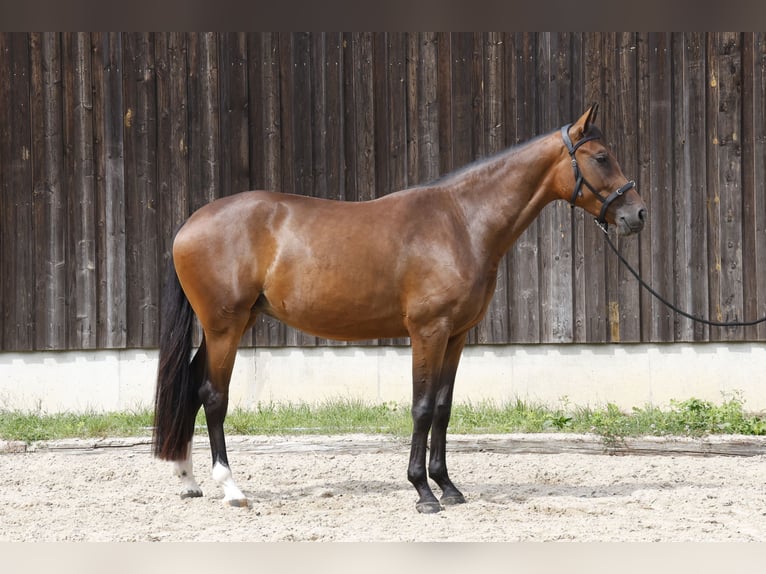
{"left": 411, "top": 399, "right": 434, "bottom": 425}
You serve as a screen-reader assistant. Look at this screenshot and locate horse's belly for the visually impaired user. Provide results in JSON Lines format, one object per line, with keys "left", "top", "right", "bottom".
{"left": 257, "top": 290, "right": 409, "bottom": 341}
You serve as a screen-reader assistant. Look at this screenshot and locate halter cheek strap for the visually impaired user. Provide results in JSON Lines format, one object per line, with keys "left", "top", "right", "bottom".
{"left": 561, "top": 123, "right": 636, "bottom": 232}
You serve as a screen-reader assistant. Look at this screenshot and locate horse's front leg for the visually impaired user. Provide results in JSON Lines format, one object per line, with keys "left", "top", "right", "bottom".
{"left": 428, "top": 332, "right": 467, "bottom": 506}
{"left": 407, "top": 323, "right": 450, "bottom": 514}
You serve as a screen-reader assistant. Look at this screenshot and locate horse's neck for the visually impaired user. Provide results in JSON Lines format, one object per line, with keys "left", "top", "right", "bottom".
{"left": 450, "top": 135, "right": 561, "bottom": 263}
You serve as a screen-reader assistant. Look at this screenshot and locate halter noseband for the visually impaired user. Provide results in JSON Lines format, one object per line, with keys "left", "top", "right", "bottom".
{"left": 561, "top": 123, "right": 636, "bottom": 232}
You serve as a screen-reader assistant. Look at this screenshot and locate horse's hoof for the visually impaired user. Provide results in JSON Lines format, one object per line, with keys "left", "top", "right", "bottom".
{"left": 180, "top": 489, "right": 203, "bottom": 499}
{"left": 225, "top": 498, "right": 252, "bottom": 509}
{"left": 441, "top": 494, "right": 466, "bottom": 506}
{"left": 415, "top": 501, "right": 443, "bottom": 514}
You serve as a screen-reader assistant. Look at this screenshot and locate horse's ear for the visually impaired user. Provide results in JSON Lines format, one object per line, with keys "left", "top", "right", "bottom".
{"left": 572, "top": 103, "right": 599, "bottom": 139}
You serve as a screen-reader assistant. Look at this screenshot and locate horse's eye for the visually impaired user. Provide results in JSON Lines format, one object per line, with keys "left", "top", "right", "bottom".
{"left": 595, "top": 154, "right": 609, "bottom": 165}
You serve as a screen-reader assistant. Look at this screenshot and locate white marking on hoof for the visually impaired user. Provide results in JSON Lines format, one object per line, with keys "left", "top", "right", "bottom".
{"left": 212, "top": 461, "right": 249, "bottom": 507}
{"left": 173, "top": 442, "right": 203, "bottom": 499}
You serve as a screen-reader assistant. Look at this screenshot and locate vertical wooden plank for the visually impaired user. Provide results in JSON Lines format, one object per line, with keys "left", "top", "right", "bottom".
{"left": 672, "top": 32, "right": 709, "bottom": 342}
{"left": 372, "top": 32, "right": 390, "bottom": 200}
{"left": 601, "top": 32, "right": 624, "bottom": 344}
{"left": 123, "top": 32, "right": 159, "bottom": 348}
{"left": 91, "top": 32, "right": 107, "bottom": 347}
{"left": 0, "top": 34, "right": 7, "bottom": 348}
{"left": 69, "top": 32, "right": 97, "bottom": 349}
{"left": 435, "top": 32, "right": 452, "bottom": 178}
{"left": 741, "top": 33, "right": 758, "bottom": 340}
{"left": 0, "top": 34, "right": 8, "bottom": 349}
{"left": 186, "top": 33, "right": 203, "bottom": 214}
{"left": 200, "top": 32, "right": 220, "bottom": 205}
{"left": 752, "top": 33, "right": 766, "bottom": 339}
{"left": 97, "top": 32, "right": 127, "bottom": 349}
{"left": 2, "top": 34, "right": 35, "bottom": 350}
{"left": 219, "top": 33, "right": 250, "bottom": 199}
{"left": 570, "top": 32, "right": 589, "bottom": 343}
{"left": 447, "top": 33, "right": 474, "bottom": 179}
{"left": 717, "top": 32, "right": 745, "bottom": 340}
{"left": 155, "top": 33, "right": 193, "bottom": 344}
{"left": 154, "top": 33, "right": 172, "bottom": 276}
{"left": 707, "top": 32, "right": 745, "bottom": 341}
{"left": 537, "top": 32, "right": 576, "bottom": 344}
{"left": 406, "top": 32, "right": 439, "bottom": 185}
{"left": 580, "top": 33, "right": 609, "bottom": 343}
{"left": 646, "top": 33, "right": 675, "bottom": 342}
{"left": 476, "top": 31, "right": 511, "bottom": 344}
{"left": 611, "top": 32, "right": 641, "bottom": 342}
{"left": 33, "top": 33, "right": 68, "bottom": 350}
{"left": 507, "top": 32, "right": 541, "bottom": 343}
{"left": 322, "top": 33, "right": 344, "bottom": 201}
{"left": 286, "top": 32, "right": 313, "bottom": 199}
{"left": 384, "top": 32, "right": 408, "bottom": 195}
{"left": 353, "top": 32, "right": 376, "bottom": 202}
{"left": 311, "top": 32, "right": 330, "bottom": 201}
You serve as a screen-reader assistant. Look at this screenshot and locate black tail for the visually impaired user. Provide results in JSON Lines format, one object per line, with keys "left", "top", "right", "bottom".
{"left": 153, "top": 256, "right": 198, "bottom": 461}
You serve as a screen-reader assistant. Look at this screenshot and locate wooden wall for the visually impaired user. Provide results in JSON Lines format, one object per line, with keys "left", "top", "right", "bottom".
{"left": 1, "top": 32, "right": 765, "bottom": 351}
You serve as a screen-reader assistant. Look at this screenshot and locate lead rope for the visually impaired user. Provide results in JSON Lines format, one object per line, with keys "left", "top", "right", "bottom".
{"left": 598, "top": 223, "right": 766, "bottom": 328}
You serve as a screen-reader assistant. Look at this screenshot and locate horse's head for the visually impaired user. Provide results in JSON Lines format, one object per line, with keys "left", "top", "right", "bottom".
{"left": 555, "top": 104, "right": 646, "bottom": 236}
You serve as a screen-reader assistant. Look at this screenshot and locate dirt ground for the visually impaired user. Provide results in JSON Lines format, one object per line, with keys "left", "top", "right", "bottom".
{"left": 2, "top": 433, "right": 766, "bottom": 542}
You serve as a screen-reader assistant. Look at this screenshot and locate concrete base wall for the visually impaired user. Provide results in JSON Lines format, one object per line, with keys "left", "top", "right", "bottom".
{"left": 1, "top": 343, "right": 764, "bottom": 413}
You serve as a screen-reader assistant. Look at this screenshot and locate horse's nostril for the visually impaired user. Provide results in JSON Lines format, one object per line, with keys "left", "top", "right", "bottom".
{"left": 638, "top": 208, "right": 647, "bottom": 222}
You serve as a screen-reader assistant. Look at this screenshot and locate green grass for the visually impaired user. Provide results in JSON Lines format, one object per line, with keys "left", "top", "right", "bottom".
{"left": 1, "top": 394, "right": 765, "bottom": 445}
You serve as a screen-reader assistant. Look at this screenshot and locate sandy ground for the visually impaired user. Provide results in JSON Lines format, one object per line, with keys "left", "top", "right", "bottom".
{"left": 2, "top": 433, "right": 766, "bottom": 542}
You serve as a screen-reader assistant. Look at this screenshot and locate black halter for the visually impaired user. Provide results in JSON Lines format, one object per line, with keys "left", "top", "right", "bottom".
{"left": 561, "top": 123, "right": 636, "bottom": 232}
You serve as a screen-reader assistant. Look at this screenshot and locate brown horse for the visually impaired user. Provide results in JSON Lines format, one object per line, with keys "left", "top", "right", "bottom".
{"left": 153, "top": 104, "right": 646, "bottom": 513}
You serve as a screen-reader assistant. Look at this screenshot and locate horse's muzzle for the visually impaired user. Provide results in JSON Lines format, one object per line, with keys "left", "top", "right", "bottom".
{"left": 616, "top": 206, "right": 647, "bottom": 236}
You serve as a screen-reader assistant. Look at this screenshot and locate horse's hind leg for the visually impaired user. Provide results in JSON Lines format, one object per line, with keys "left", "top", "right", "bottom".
{"left": 173, "top": 341, "right": 206, "bottom": 499}
{"left": 199, "top": 321, "right": 250, "bottom": 507}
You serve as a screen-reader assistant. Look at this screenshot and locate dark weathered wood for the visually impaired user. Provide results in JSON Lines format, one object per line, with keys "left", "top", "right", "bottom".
{"left": 716, "top": 32, "right": 745, "bottom": 342}
{"left": 671, "top": 33, "right": 709, "bottom": 343}
{"left": 613, "top": 32, "right": 642, "bottom": 343}
{"left": 97, "top": 33, "right": 128, "bottom": 349}
{"left": 69, "top": 33, "right": 97, "bottom": 349}
{"left": 123, "top": 33, "right": 159, "bottom": 348}
{"left": 2, "top": 34, "right": 35, "bottom": 350}
{"left": 752, "top": 33, "right": 766, "bottom": 340}
{"left": 580, "top": 33, "right": 608, "bottom": 343}
{"left": 476, "top": 32, "right": 511, "bottom": 345}
{"left": 34, "top": 33, "right": 67, "bottom": 350}
{"left": 2, "top": 33, "right": 766, "bottom": 352}
{"left": 537, "top": 33, "right": 577, "bottom": 344}
{"left": 507, "top": 33, "right": 541, "bottom": 344}
{"left": 647, "top": 33, "right": 675, "bottom": 343}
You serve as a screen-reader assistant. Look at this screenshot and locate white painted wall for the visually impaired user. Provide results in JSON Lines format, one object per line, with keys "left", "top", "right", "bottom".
{"left": 1, "top": 343, "right": 764, "bottom": 413}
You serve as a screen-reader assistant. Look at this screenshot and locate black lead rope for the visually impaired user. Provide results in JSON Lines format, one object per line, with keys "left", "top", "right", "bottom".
{"left": 599, "top": 224, "right": 766, "bottom": 328}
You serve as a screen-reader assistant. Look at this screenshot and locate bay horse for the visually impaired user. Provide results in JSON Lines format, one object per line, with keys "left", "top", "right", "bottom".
{"left": 153, "top": 104, "right": 646, "bottom": 513}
